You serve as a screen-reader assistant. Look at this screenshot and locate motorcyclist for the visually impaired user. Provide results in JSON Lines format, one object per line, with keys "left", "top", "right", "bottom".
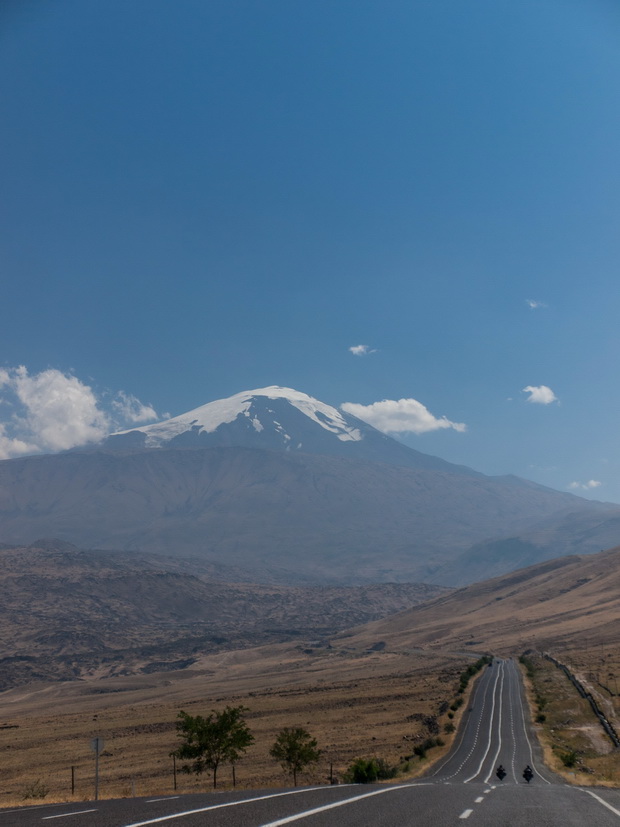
{"left": 523, "top": 765, "right": 534, "bottom": 783}
{"left": 496, "top": 764, "right": 506, "bottom": 781}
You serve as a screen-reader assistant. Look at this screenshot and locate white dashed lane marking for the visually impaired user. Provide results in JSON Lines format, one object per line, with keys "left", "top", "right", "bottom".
{"left": 146, "top": 797, "right": 180, "bottom": 803}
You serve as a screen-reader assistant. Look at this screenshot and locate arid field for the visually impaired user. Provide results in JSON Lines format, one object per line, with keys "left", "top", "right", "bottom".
{"left": 4, "top": 546, "right": 620, "bottom": 806}
{"left": 0, "top": 645, "right": 474, "bottom": 805}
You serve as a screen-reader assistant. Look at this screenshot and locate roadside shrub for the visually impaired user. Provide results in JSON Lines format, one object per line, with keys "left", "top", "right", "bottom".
{"left": 519, "top": 654, "right": 536, "bottom": 679}
{"left": 375, "top": 758, "right": 399, "bottom": 780}
{"left": 455, "top": 655, "right": 493, "bottom": 697}
{"left": 536, "top": 713, "right": 546, "bottom": 723}
{"left": 22, "top": 779, "right": 49, "bottom": 800}
{"left": 412, "top": 737, "right": 444, "bottom": 760}
{"left": 343, "top": 757, "right": 398, "bottom": 783}
{"left": 344, "top": 757, "right": 378, "bottom": 783}
{"left": 560, "top": 750, "right": 578, "bottom": 768}
{"left": 444, "top": 722, "right": 455, "bottom": 734}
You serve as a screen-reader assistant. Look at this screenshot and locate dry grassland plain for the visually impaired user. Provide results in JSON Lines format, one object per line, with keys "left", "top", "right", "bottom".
{"left": 0, "top": 644, "right": 478, "bottom": 807}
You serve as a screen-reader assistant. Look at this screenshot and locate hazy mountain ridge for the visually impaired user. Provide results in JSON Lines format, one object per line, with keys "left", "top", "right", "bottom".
{"left": 0, "top": 445, "right": 602, "bottom": 585}
{"left": 439, "top": 504, "right": 620, "bottom": 585}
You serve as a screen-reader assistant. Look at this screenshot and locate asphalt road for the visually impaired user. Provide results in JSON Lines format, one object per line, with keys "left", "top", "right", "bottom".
{"left": 3, "top": 659, "right": 620, "bottom": 826}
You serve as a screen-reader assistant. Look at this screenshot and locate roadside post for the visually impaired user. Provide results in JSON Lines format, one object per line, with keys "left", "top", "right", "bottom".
{"left": 90, "top": 737, "right": 104, "bottom": 801}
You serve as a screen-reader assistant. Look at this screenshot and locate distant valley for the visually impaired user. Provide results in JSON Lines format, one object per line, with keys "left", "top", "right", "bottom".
{"left": 0, "top": 539, "right": 447, "bottom": 689}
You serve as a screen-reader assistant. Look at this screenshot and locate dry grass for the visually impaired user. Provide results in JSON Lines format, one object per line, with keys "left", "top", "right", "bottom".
{"left": 0, "top": 644, "right": 476, "bottom": 808}
{"left": 6, "top": 545, "right": 620, "bottom": 807}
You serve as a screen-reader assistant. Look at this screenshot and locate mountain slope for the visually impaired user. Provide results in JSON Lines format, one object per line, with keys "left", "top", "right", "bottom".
{"left": 0, "top": 444, "right": 602, "bottom": 585}
{"left": 439, "top": 506, "right": 620, "bottom": 585}
{"left": 0, "top": 385, "right": 616, "bottom": 586}
{"left": 339, "top": 545, "right": 620, "bottom": 654}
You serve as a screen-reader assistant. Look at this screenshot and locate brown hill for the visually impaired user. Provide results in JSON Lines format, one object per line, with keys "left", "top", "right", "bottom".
{"left": 336, "top": 545, "right": 620, "bottom": 655}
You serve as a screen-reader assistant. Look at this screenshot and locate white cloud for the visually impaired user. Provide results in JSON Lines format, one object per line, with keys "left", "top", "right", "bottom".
{"left": 522, "top": 385, "right": 558, "bottom": 405}
{"left": 0, "top": 423, "right": 38, "bottom": 458}
{"left": 9, "top": 366, "right": 110, "bottom": 452}
{"left": 526, "top": 299, "right": 547, "bottom": 309}
{"left": 341, "top": 397, "right": 467, "bottom": 435}
{"left": 0, "top": 366, "right": 160, "bottom": 459}
{"left": 348, "top": 344, "right": 376, "bottom": 356}
{"left": 112, "top": 391, "right": 158, "bottom": 424}
{"left": 569, "top": 480, "right": 602, "bottom": 490}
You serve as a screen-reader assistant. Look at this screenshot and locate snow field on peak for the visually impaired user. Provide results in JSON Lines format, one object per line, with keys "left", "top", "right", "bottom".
{"left": 113, "top": 386, "right": 362, "bottom": 445}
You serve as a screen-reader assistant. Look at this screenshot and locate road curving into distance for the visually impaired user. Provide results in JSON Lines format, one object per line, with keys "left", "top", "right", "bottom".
{"left": 3, "top": 659, "right": 620, "bottom": 826}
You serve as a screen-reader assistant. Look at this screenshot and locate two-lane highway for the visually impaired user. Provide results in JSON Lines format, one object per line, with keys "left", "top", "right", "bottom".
{"left": 3, "top": 658, "right": 620, "bottom": 825}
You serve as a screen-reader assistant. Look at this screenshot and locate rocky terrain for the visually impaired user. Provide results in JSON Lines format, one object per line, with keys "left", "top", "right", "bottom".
{"left": 0, "top": 539, "right": 448, "bottom": 689}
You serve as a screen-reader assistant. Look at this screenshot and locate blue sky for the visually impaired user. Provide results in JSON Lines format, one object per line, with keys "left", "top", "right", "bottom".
{"left": 2, "top": 0, "right": 620, "bottom": 500}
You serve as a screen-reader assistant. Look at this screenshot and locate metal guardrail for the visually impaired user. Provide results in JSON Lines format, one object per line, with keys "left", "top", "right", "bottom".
{"left": 543, "top": 653, "right": 620, "bottom": 749}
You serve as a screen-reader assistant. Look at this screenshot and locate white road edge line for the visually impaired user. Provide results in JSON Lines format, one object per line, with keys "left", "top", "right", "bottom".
{"left": 581, "top": 789, "right": 620, "bottom": 818}
{"left": 42, "top": 810, "right": 98, "bottom": 820}
{"left": 120, "top": 786, "right": 354, "bottom": 827}
{"left": 459, "top": 809, "right": 473, "bottom": 819}
{"left": 258, "top": 785, "right": 413, "bottom": 827}
{"left": 429, "top": 659, "right": 495, "bottom": 779}
{"left": 511, "top": 659, "right": 551, "bottom": 785}
{"left": 464, "top": 663, "right": 501, "bottom": 783}
{"left": 483, "top": 663, "right": 505, "bottom": 784}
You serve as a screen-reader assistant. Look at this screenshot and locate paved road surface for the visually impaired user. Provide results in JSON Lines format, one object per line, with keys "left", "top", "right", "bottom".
{"left": 3, "top": 659, "right": 620, "bottom": 825}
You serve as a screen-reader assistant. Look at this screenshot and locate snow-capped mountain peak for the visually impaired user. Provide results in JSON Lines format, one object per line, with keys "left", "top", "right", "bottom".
{"left": 105, "top": 385, "right": 476, "bottom": 475}
{"left": 113, "top": 386, "right": 362, "bottom": 448}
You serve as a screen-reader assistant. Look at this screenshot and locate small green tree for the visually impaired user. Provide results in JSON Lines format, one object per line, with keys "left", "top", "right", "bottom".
{"left": 270, "top": 727, "right": 321, "bottom": 786}
{"left": 172, "top": 705, "right": 254, "bottom": 789}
